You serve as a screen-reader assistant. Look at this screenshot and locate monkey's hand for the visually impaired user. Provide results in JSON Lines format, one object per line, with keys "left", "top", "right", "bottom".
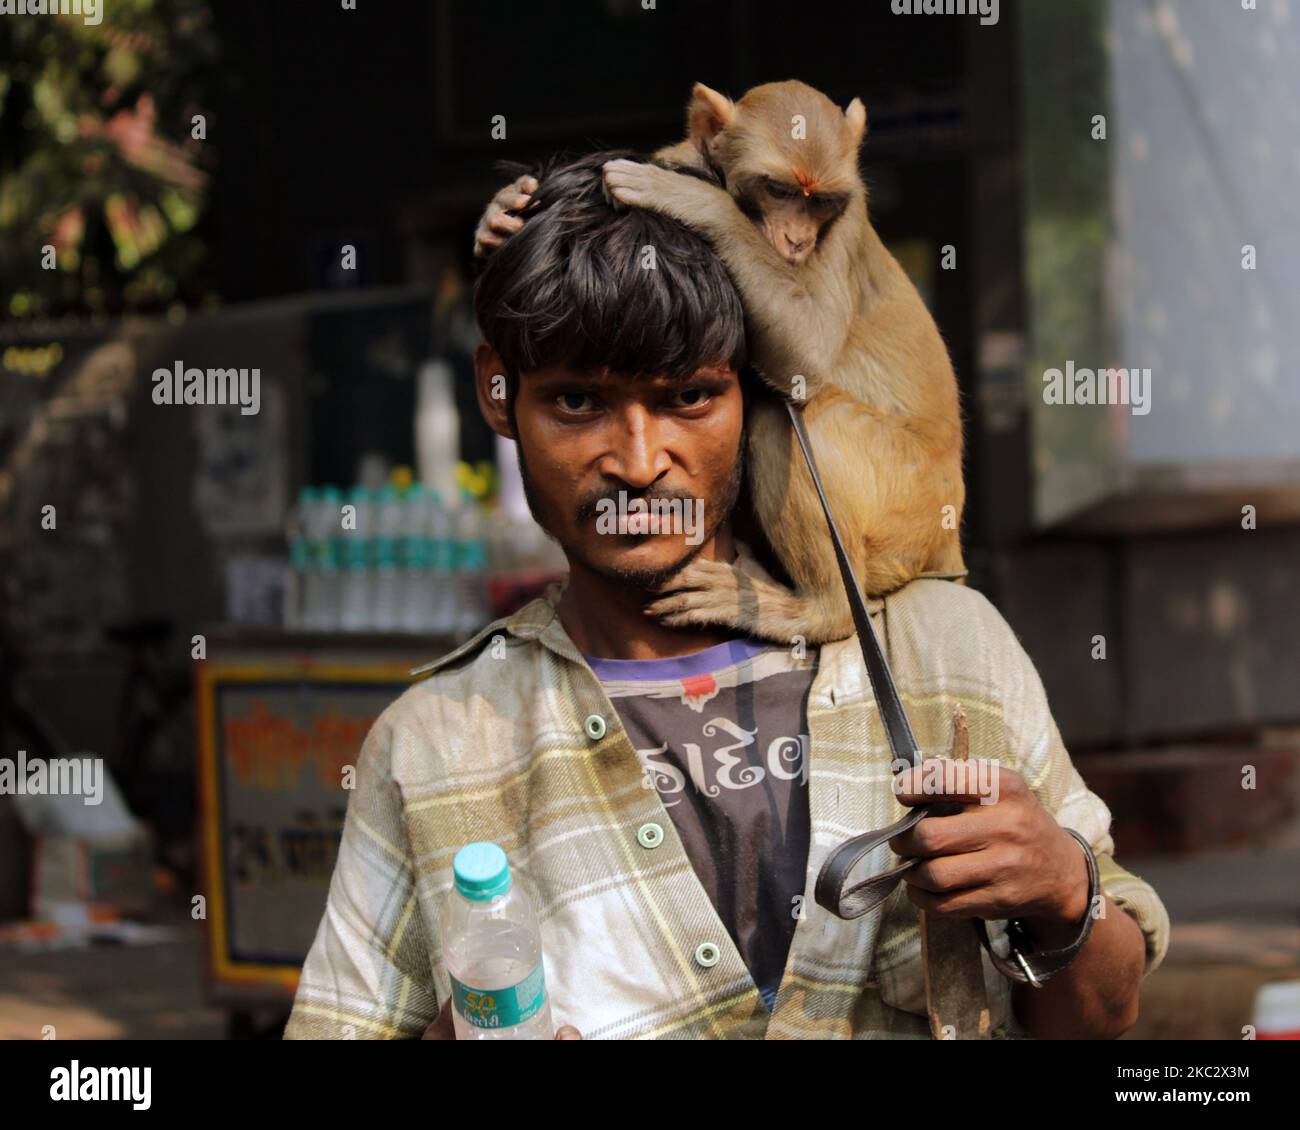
{"left": 602, "top": 159, "right": 732, "bottom": 232}
{"left": 472, "top": 174, "right": 539, "bottom": 258}
{"left": 644, "top": 554, "right": 800, "bottom": 644}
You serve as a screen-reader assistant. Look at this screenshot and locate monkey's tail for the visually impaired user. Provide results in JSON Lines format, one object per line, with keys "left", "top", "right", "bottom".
{"left": 731, "top": 572, "right": 863, "bottom": 647}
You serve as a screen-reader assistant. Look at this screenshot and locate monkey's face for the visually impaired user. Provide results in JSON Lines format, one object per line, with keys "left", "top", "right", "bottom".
{"left": 749, "top": 178, "right": 849, "bottom": 266}
{"left": 697, "top": 80, "right": 865, "bottom": 267}
{"left": 503, "top": 362, "right": 746, "bottom": 591}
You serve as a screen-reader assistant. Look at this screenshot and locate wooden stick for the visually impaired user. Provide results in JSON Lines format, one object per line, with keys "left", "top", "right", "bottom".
{"left": 921, "top": 704, "right": 992, "bottom": 1039}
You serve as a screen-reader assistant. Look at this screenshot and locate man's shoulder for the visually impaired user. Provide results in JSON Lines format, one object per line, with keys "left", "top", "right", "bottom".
{"left": 878, "top": 577, "right": 1029, "bottom": 678}
{"left": 887, "top": 576, "right": 1003, "bottom": 622}
{"left": 374, "top": 595, "right": 556, "bottom": 727}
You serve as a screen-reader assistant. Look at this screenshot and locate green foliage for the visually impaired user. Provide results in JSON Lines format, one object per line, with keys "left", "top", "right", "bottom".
{"left": 0, "top": 0, "right": 218, "bottom": 320}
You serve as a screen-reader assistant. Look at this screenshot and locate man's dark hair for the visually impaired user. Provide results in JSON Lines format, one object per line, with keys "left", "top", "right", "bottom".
{"left": 472, "top": 149, "right": 748, "bottom": 392}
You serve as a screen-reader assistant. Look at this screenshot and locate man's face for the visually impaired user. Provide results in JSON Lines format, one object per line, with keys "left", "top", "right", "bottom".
{"left": 504, "top": 360, "right": 746, "bottom": 590}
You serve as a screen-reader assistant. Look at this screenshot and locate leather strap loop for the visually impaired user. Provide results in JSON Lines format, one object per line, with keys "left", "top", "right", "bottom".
{"left": 814, "top": 806, "right": 924, "bottom": 919}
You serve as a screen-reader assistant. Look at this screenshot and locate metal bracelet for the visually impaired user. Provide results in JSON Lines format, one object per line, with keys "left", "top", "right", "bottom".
{"left": 1002, "top": 828, "right": 1100, "bottom": 987}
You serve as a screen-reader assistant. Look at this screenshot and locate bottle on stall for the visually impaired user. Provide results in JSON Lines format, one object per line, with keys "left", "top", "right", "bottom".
{"left": 340, "top": 485, "right": 373, "bottom": 631}
{"left": 314, "top": 486, "right": 343, "bottom": 630}
{"left": 429, "top": 490, "right": 458, "bottom": 635}
{"left": 441, "top": 842, "right": 554, "bottom": 1041}
{"left": 455, "top": 494, "right": 492, "bottom": 634}
{"left": 401, "top": 484, "right": 433, "bottom": 632}
{"left": 373, "top": 536, "right": 401, "bottom": 631}
{"left": 372, "top": 485, "right": 404, "bottom": 631}
{"left": 283, "top": 486, "right": 315, "bottom": 629}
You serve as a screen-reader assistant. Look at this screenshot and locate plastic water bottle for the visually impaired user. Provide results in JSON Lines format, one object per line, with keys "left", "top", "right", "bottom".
{"left": 284, "top": 486, "right": 316, "bottom": 629}
{"left": 340, "top": 485, "right": 373, "bottom": 631}
{"left": 284, "top": 536, "right": 311, "bottom": 629}
{"left": 429, "top": 491, "right": 458, "bottom": 634}
{"left": 401, "top": 484, "right": 432, "bottom": 632}
{"left": 455, "top": 502, "right": 491, "bottom": 634}
{"left": 373, "top": 536, "right": 401, "bottom": 631}
{"left": 375, "top": 483, "right": 405, "bottom": 540}
{"left": 441, "top": 842, "right": 554, "bottom": 1041}
{"left": 1252, "top": 979, "right": 1300, "bottom": 1039}
{"left": 306, "top": 486, "right": 340, "bottom": 630}
{"left": 457, "top": 539, "right": 491, "bottom": 634}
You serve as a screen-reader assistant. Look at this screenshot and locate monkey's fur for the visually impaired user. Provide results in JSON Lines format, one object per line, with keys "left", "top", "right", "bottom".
{"left": 601, "top": 80, "right": 966, "bottom": 644}
{"left": 474, "top": 79, "right": 967, "bottom": 646}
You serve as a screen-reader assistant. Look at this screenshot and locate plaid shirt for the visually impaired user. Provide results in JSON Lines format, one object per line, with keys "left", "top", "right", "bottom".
{"left": 283, "top": 569, "right": 1169, "bottom": 1040}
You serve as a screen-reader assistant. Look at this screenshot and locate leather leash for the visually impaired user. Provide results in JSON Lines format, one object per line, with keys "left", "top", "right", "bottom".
{"left": 782, "top": 398, "right": 932, "bottom": 920}
{"left": 784, "top": 397, "right": 1100, "bottom": 1017}
{"left": 784, "top": 396, "right": 992, "bottom": 1038}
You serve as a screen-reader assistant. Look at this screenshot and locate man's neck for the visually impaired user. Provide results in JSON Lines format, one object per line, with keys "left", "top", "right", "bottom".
{"left": 557, "top": 528, "right": 744, "bottom": 661}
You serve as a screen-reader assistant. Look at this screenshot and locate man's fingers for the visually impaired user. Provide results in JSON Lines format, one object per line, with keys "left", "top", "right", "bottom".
{"left": 901, "top": 846, "right": 1005, "bottom": 894}
{"left": 889, "top": 808, "right": 994, "bottom": 860}
{"left": 422, "top": 998, "right": 455, "bottom": 1040}
{"left": 422, "top": 999, "right": 583, "bottom": 1040}
{"left": 892, "top": 756, "right": 1010, "bottom": 807}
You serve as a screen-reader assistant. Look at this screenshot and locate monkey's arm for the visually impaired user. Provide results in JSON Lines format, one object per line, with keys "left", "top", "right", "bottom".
{"left": 602, "top": 159, "right": 847, "bottom": 392}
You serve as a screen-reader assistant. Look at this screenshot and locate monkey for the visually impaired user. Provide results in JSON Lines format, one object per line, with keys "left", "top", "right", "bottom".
{"left": 472, "top": 80, "right": 966, "bottom": 646}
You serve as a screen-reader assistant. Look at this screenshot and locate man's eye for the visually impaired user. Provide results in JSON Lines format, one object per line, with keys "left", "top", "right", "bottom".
{"left": 672, "top": 387, "right": 711, "bottom": 409}
{"left": 557, "top": 392, "right": 595, "bottom": 412}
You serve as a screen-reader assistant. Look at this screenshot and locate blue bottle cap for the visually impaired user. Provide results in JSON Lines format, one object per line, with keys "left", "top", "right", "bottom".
{"left": 452, "top": 841, "right": 511, "bottom": 901}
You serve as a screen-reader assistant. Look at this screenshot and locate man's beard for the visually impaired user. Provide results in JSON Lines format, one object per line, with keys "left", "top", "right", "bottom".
{"left": 513, "top": 424, "right": 746, "bottom": 593}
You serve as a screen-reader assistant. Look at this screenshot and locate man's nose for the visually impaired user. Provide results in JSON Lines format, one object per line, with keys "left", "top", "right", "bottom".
{"left": 598, "top": 404, "right": 672, "bottom": 488}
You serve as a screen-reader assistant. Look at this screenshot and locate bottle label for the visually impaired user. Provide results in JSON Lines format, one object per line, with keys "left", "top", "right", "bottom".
{"left": 449, "top": 961, "right": 547, "bottom": 1030}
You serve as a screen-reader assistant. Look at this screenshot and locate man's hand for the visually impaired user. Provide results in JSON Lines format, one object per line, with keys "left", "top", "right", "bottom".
{"left": 888, "top": 758, "right": 1090, "bottom": 937}
{"left": 889, "top": 757, "right": 1148, "bottom": 1039}
{"left": 472, "top": 174, "right": 538, "bottom": 258}
{"left": 422, "top": 997, "right": 582, "bottom": 1040}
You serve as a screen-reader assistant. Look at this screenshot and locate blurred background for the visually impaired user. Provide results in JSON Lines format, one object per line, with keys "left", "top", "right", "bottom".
{"left": 0, "top": 0, "right": 1296, "bottom": 1040}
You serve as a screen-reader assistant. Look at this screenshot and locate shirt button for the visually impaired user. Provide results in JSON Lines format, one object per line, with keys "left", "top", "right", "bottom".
{"left": 694, "top": 942, "right": 720, "bottom": 968}
{"left": 636, "top": 822, "right": 663, "bottom": 849}
{"left": 583, "top": 714, "right": 606, "bottom": 741}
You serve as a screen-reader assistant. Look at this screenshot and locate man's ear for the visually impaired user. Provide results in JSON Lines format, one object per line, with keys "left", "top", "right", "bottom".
{"left": 686, "top": 82, "right": 735, "bottom": 158}
{"left": 475, "top": 343, "right": 515, "bottom": 440}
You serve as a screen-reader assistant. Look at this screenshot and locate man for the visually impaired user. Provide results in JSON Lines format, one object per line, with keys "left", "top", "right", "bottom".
{"left": 283, "top": 150, "right": 1168, "bottom": 1040}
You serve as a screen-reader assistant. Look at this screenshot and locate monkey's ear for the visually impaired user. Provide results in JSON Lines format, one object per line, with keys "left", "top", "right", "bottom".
{"left": 844, "top": 97, "right": 868, "bottom": 146}
{"left": 686, "top": 82, "right": 735, "bottom": 154}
